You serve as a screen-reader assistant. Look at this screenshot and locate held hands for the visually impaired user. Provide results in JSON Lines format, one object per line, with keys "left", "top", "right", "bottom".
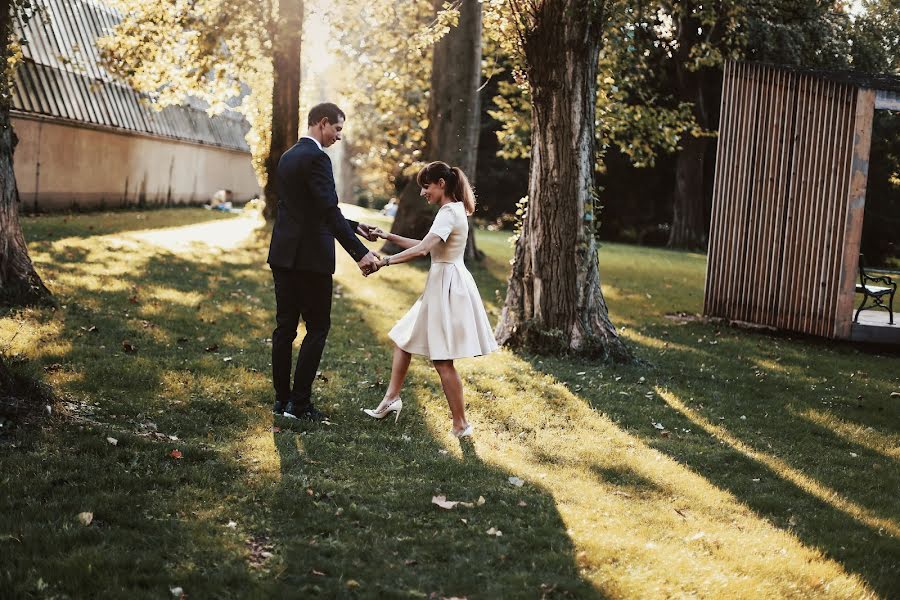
{"left": 369, "top": 227, "right": 389, "bottom": 240}
{"left": 357, "top": 251, "right": 381, "bottom": 277}
{"left": 356, "top": 223, "right": 382, "bottom": 242}
{"left": 355, "top": 225, "right": 391, "bottom": 276}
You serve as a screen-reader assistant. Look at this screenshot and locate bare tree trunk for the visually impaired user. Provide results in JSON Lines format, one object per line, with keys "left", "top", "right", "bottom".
{"left": 495, "top": 0, "right": 629, "bottom": 361}
{"left": 261, "top": 0, "right": 303, "bottom": 220}
{"left": 1, "top": 2, "right": 51, "bottom": 305}
{"left": 669, "top": 134, "right": 709, "bottom": 249}
{"left": 667, "top": 10, "right": 711, "bottom": 249}
{"left": 384, "top": 0, "right": 483, "bottom": 261}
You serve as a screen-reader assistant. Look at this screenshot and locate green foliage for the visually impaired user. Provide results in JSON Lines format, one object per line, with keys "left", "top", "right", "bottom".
{"left": 330, "top": 0, "right": 435, "bottom": 200}
{"left": 96, "top": 0, "right": 274, "bottom": 184}
{"left": 849, "top": 0, "right": 900, "bottom": 74}
{"left": 486, "top": 0, "right": 874, "bottom": 176}
{"left": 331, "top": 0, "right": 473, "bottom": 200}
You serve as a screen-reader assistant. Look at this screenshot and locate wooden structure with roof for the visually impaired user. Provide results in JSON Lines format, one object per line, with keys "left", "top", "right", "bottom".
{"left": 10, "top": 0, "right": 259, "bottom": 211}
{"left": 703, "top": 61, "right": 900, "bottom": 344}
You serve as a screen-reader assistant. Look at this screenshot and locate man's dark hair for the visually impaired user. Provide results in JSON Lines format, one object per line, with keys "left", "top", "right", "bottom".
{"left": 307, "top": 102, "right": 345, "bottom": 126}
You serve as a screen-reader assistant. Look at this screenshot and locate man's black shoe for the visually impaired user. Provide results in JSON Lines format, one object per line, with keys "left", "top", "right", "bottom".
{"left": 299, "top": 405, "right": 329, "bottom": 422}
{"left": 283, "top": 402, "right": 328, "bottom": 422}
{"left": 272, "top": 400, "right": 285, "bottom": 415}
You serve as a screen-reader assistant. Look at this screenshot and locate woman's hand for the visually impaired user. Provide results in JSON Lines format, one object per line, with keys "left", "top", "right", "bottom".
{"left": 371, "top": 227, "right": 389, "bottom": 239}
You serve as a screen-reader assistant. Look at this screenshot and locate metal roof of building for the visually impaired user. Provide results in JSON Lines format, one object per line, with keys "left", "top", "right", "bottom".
{"left": 11, "top": 0, "right": 251, "bottom": 152}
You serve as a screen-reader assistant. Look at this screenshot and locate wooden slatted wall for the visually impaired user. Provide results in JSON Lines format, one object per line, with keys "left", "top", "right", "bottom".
{"left": 704, "top": 62, "right": 875, "bottom": 339}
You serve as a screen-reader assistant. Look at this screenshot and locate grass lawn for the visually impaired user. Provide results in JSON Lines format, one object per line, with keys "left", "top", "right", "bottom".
{"left": 1, "top": 206, "right": 897, "bottom": 599}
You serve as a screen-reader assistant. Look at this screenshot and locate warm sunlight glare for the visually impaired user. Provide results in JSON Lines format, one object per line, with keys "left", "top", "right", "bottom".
{"left": 124, "top": 214, "right": 261, "bottom": 252}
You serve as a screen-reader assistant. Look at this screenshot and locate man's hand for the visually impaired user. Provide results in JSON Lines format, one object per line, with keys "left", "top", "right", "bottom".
{"left": 357, "top": 251, "right": 381, "bottom": 276}
{"left": 356, "top": 223, "right": 379, "bottom": 242}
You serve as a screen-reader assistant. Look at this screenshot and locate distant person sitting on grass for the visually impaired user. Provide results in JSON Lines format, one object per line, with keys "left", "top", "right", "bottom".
{"left": 381, "top": 198, "right": 398, "bottom": 217}
{"left": 205, "top": 189, "right": 237, "bottom": 212}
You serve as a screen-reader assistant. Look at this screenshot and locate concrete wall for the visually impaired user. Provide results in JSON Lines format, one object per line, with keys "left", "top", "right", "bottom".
{"left": 12, "top": 114, "right": 260, "bottom": 212}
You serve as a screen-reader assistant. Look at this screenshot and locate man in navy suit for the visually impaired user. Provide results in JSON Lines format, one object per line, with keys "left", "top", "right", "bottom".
{"left": 267, "top": 102, "right": 380, "bottom": 421}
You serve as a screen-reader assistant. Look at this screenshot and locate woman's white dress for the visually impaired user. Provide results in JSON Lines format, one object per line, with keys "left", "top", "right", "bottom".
{"left": 388, "top": 201, "right": 499, "bottom": 360}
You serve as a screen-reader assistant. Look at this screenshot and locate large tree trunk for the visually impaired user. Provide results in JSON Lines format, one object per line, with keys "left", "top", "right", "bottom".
{"left": 495, "top": 0, "right": 629, "bottom": 361}
{"left": 384, "top": 0, "right": 484, "bottom": 261}
{"left": 261, "top": 0, "right": 304, "bottom": 220}
{"left": 1, "top": 2, "right": 51, "bottom": 305}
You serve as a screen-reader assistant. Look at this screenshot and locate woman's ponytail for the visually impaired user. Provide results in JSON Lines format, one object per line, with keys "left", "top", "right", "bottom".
{"left": 451, "top": 167, "right": 476, "bottom": 216}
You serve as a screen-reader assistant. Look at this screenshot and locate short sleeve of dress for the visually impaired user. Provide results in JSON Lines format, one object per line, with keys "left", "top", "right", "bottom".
{"left": 428, "top": 205, "right": 455, "bottom": 242}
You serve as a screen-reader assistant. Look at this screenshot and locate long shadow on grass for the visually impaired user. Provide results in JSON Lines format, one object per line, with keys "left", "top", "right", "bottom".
{"left": 524, "top": 320, "right": 899, "bottom": 596}
{"left": 269, "top": 281, "right": 603, "bottom": 599}
{"left": 0, "top": 221, "right": 280, "bottom": 597}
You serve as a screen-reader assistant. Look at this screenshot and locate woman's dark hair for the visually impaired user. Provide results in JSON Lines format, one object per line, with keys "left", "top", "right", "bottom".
{"left": 415, "top": 161, "right": 476, "bottom": 215}
{"left": 307, "top": 102, "right": 346, "bottom": 126}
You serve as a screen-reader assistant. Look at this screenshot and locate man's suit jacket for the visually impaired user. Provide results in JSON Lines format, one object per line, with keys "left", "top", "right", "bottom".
{"left": 267, "top": 138, "right": 369, "bottom": 273}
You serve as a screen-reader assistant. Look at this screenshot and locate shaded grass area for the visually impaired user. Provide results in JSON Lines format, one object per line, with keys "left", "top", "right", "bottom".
{"left": 0, "top": 206, "right": 897, "bottom": 598}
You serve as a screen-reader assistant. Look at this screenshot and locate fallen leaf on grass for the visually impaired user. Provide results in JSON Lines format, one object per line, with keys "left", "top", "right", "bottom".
{"left": 477, "top": 496, "right": 486, "bottom": 506}
{"left": 77, "top": 512, "right": 93, "bottom": 526}
{"left": 517, "top": 500, "right": 528, "bottom": 507}
{"left": 226, "top": 521, "right": 237, "bottom": 529}
{"left": 891, "top": 392, "right": 900, "bottom": 398}
{"left": 346, "top": 580, "right": 360, "bottom": 589}
{"left": 312, "top": 569, "right": 326, "bottom": 576}
{"left": 122, "top": 340, "right": 137, "bottom": 353}
{"left": 204, "top": 344, "right": 219, "bottom": 353}
{"left": 508, "top": 476, "right": 524, "bottom": 487}
{"left": 106, "top": 437, "right": 118, "bottom": 446}
{"left": 432, "top": 496, "right": 460, "bottom": 510}
{"left": 486, "top": 527, "right": 503, "bottom": 537}
{"left": 169, "top": 449, "right": 183, "bottom": 459}
{"left": 169, "top": 586, "right": 184, "bottom": 598}
{"left": 404, "top": 559, "right": 417, "bottom": 566}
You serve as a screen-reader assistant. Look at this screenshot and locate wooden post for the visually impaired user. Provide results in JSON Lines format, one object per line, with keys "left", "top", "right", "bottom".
{"left": 833, "top": 89, "right": 875, "bottom": 339}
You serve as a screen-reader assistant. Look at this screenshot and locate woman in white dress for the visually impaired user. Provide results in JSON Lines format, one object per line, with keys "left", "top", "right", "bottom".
{"left": 362, "top": 161, "right": 498, "bottom": 437}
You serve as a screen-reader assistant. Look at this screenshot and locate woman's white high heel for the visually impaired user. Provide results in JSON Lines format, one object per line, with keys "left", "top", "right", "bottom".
{"left": 452, "top": 423, "right": 473, "bottom": 438}
{"left": 362, "top": 398, "right": 403, "bottom": 423}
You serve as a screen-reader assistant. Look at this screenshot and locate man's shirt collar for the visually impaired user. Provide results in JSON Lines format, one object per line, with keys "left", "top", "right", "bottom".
{"left": 300, "top": 135, "right": 323, "bottom": 151}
